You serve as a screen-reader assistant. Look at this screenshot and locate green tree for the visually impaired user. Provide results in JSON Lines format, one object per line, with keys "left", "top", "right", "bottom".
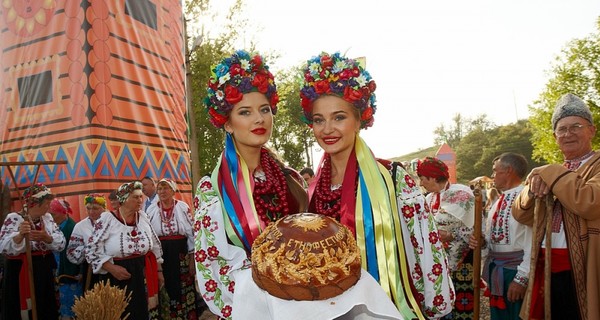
{"left": 269, "top": 67, "right": 316, "bottom": 170}
{"left": 185, "top": 0, "right": 253, "bottom": 177}
{"left": 185, "top": 0, "right": 313, "bottom": 176}
{"left": 433, "top": 113, "right": 496, "bottom": 149}
{"left": 433, "top": 114, "right": 464, "bottom": 149}
{"left": 456, "top": 120, "right": 544, "bottom": 182}
{"left": 529, "top": 17, "right": 600, "bottom": 163}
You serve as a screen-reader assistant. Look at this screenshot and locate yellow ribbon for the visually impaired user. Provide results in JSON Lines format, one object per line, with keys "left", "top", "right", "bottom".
{"left": 354, "top": 136, "right": 423, "bottom": 319}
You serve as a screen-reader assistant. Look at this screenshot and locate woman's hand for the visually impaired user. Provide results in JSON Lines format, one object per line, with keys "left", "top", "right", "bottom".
{"left": 104, "top": 262, "right": 131, "bottom": 280}
{"left": 30, "top": 224, "right": 52, "bottom": 243}
{"left": 468, "top": 234, "right": 482, "bottom": 249}
{"left": 438, "top": 229, "right": 453, "bottom": 242}
{"left": 29, "top": 230, "right": 52, "bottom": 243}
{"left": 158, "top": 271, "right": 165, "bottom": 287}
{"left": 188, "top": 253, "right": 196, "bottom": 276}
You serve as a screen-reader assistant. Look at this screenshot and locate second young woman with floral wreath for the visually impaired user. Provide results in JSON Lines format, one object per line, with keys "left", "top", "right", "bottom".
{"left": 193, "top": 50, "right": 307, "bottom": 319}
{"left": 299, "top": 51, "right": 454, "bottom": 319}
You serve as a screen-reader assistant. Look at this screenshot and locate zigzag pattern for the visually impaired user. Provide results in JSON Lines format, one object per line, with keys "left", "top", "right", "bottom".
{"left": 1, "top": 141, "right": 190, "bottom": 187}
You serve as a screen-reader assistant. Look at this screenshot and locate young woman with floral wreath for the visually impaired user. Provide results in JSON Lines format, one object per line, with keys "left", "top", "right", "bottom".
{"left": 0, "top": 183, "right": 65, "bottom": 319}
{"left": 193, "top": 50, "right": 307, "bottom": 319}
{"left": 417, "top": 157, "right": 476, "bottom": 319}
{"left": 299, "top": 52, "right": 454, "bottom": 319}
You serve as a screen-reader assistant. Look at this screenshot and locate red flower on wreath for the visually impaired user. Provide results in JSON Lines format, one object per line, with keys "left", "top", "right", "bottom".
{"left": 314, "top": 80, "right": 330, "bottom": 94}
{"left": 252, "top": 73, "right": 269, "bottom": 93}
{"left": 344, "top": 86, "right": 362, "bottom": 102}
{"left": 208, "top": 108, "right": 227, "bottom": 127}
{"left": 224, "top": 85, "right": 243, "bottom": 105}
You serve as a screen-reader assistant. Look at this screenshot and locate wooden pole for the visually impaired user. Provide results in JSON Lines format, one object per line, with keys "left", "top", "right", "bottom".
{"left": 85, "top": 264, "right": 93, "bottom": 292}
{"left": 471, "top": 182, "right": 484, "bottom": 320}
{"left": 544, "top": 195, "right": 554, "bottom": 320}
{"left": 0, "top": 160, "right": 68, "bottom": 320}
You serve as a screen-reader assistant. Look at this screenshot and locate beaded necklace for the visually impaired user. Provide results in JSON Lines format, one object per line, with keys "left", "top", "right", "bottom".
{"left": 252, "top": 149, "right": 290, "bottom": 223}
{"left": 117, "top": 209, "right": 139, "bottom": 238}
{"left": 159, "top": 200, "right": 175, "bottom": 224}
{"left": 313, "top": 155, "right": 343, "bottom": 219}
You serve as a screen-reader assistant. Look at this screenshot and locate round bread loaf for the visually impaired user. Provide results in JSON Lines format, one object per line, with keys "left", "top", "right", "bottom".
{"left": 251, "top": 212, "right": 361, "bottom": 300}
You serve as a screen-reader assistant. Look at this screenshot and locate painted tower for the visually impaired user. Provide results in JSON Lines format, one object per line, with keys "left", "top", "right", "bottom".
{"left": 0, "top": 0, "right": 190, "bottom": 220}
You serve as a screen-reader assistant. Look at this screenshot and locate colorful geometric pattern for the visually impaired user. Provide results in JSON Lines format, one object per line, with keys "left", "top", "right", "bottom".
{"left": 0, "top": 0, "right": 189, "bottom": 221}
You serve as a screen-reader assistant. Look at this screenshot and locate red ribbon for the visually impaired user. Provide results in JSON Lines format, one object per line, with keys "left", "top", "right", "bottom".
{"left": 145, "top": 252, "right": 159, "bottom": 304}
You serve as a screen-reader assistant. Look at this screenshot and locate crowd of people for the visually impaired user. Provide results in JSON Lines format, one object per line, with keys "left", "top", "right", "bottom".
{"left": 0, "top": 178, "right": 204, "bottom": 319}
{"left": 0, "top": 48, "right": 598, "bottom": 320}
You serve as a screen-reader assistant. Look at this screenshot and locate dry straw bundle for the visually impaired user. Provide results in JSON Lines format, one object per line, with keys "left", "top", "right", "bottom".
{"left": 72, "top": 279, "right": 131, "bottom": 320}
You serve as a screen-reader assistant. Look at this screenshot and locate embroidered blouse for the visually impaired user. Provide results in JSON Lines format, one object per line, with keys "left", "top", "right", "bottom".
{"left": 85, "top": 211, "right": 163, "bottom": 274}
{"left": 147, "top": 200, "right": 194, "bottom": 252}
{"left": 485, "top": 185, "right": 532, "bottom": 279}
{"left": 425, "top": 183, "right": 475, "bottom": 271}
{"left": 67, "top": 213, "right": 105, "bottom": 264}
{"left": 0, "top": 212, "right": 66, "bottom": 255}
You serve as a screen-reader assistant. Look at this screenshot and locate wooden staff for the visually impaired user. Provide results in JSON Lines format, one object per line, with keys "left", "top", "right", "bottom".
{"left": 471, "top": 182, "right": 484, "bottom": 320}
{"left": 1, "top": 160, "right": 68, "bottom": 320}
{"left": 85, "top": 264, "right": 93, "bottom": 292}
{"left": 544, "top": 195, "right": 554, "bottom": 320}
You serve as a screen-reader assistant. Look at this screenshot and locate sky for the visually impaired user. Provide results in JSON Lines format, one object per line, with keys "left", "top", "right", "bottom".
{"left": 201, "top": 0, "right": 600, "bottom": 160}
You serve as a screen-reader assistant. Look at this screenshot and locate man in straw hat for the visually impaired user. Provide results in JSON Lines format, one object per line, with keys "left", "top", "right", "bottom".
{"left": 513, "top": 93, "right": 599, "bottom": 320}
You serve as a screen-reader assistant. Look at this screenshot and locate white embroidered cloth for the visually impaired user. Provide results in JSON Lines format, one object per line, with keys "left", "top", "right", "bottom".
{"left": 231, "top": 269, "right": 404, "bottom": 320}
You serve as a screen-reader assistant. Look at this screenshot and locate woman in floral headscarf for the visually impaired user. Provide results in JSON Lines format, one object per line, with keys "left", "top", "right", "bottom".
{"left": 85, "top": 181, "right": 164, "bottom": 320}
{"left": 0, "top": 183, "right": 65, "bottom": 319}
{"left": 193, "top": 50, "right": 307, "bottom": 319}
{"left": 300, "top": 52, "right": 454, "bottom": 319}
{"left": 417, "top": 156, "right": 476, "bottom": 319}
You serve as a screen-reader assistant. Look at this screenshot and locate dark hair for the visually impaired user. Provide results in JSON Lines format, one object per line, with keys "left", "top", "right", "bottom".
{"left": 108, "top": 190, "right": 118, "bottom": 201}
{"left": 141, "top": 176, "right": 154, "bottom": 183}
{"left": 300, "top": 167, "right": 314, "bottom": 177}
{"left": 493, "top": 152, "right": 528, "bottom": 179}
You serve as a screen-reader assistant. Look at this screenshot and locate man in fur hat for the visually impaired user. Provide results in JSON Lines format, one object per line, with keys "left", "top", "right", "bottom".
{"left": 513, "top": 93, "right": 599, "bottom": 320}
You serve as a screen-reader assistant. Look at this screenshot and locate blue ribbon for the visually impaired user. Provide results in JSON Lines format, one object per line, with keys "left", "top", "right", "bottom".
{"left": 359, "top": 171, "right": 378, "bottom": 281}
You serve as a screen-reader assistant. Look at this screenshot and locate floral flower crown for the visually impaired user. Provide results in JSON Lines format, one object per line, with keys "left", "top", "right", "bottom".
{"left": 300, "top": 52, "right": 377, "bottom": 129}
{"left": 116, "top": 181, "right": 143, "bottom": 204}
{"left": 23, "top": 183, "right": 54, "bottom": 208}
{"left": 84, "top": 193, "right": 107, "bottom": 208}
{"left": 204, "top": 50, "right": 279, "bottom": 128}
